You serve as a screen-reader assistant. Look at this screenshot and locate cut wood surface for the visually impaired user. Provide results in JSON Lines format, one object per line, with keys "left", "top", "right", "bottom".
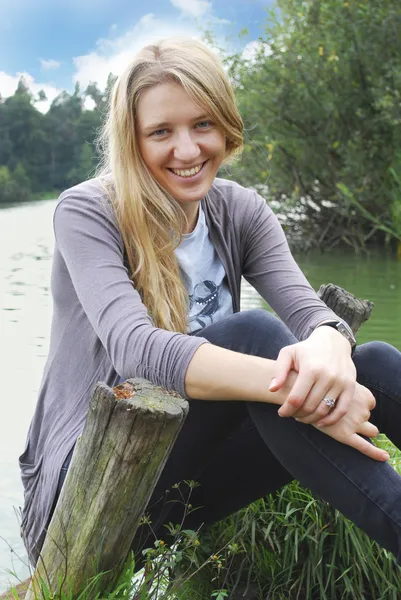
{"left": 318, "top": 283, "right": 374, "bottom": 332}
{"left": 24, "top": 379, "right": 188, "bottom": 600}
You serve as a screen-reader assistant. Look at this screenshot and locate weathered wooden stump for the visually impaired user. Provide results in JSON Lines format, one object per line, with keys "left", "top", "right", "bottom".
{"left": 24, "top": 379, "right": 188, "bottom": 600}
{"left": 318, "top": 283, "right": 374, "bottom": 333}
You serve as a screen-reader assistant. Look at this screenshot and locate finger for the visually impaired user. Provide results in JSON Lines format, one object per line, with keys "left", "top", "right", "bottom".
{"left": 357, "top": 421, "right": 379, "bottom": 438}
{"left": 348, "top": 433, "right": 389, "bottom": 462}
{"left": 316, "top": 387, "right": 354, "bottom": 427}
{"left": 278, "top": 372, "right": 315, "bottom": 418}
{"left": 269, "top": 348, "right": 294, "bottom": 392}
{"left": 293, "top": 381, "right": 339, "bottom": 424}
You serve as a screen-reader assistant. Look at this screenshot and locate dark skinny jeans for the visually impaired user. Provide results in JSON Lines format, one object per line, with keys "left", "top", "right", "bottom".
{"left": 56, "top": 310, "right": 401, "bottom": 563}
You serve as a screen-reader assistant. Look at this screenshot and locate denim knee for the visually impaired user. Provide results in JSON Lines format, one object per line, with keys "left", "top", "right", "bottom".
{"left": 240, "top": 309, "right": 297, "bottom": 357}
{"left": 199, "top": 309, "right": 297, "bottom": 360}
{"left": 354, "top": 341, "right": 401, "bottom": 394}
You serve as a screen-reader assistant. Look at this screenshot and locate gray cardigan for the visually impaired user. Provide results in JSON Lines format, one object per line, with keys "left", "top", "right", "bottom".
{"left": 19, "top": 176, "right": 338, "bottom": 563}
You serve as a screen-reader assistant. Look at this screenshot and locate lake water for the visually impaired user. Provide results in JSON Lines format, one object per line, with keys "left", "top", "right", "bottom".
{"left": 0, "top": 199, "right": 400, "bottom": 591}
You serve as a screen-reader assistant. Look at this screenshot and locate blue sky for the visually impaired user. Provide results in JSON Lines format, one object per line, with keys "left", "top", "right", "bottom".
{"left": 0, "top": 0, "right": 274, "bottom": 112}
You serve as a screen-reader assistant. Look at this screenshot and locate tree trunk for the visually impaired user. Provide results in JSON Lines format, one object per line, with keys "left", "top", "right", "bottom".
{"left": 25, "top": 379, "right": 188, "bottom": 600}
{"left": 317, "top": 283, "right": 374, "bottom": 333}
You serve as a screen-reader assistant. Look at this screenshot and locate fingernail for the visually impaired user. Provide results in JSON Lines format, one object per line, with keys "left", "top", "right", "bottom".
{"left": 269, "top": 378, "right": 277, "bottom": 390}
{"left": 383, "top": 452, "right": 390, "bottom": 461}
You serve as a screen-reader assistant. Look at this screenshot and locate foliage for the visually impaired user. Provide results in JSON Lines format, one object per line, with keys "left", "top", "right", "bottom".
{"left": 223, "top": 0, "right": 401, "bottom": 250}
{"left": 1, "top": 1, "right": 400, "bottom": 251}
{"left": 0, "top": 164, "right": 30, "bottom": 204}
{"left": 0, "top": 76, "right": 108, "bottom": 203}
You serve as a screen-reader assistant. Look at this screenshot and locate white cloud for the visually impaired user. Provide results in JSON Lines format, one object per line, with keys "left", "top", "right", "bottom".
{"left": 40, "top": 59, "right": 61, "bottom": 71}
{"left": 242, "top": 40, "right": 272, "bottom": 63}
{"left": 0, "top": 71, "right": 61, "bottom": 113}
{"left": 83, "top": 96, "right": 96, "bottom": 111}
{"left": 170, "top": 0, "right": 212, "bottom": 18}
{"left": 72, "top": 13, "right": 201, "bottom": 91}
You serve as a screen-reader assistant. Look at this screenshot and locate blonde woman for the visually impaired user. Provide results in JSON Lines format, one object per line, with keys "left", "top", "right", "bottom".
{"left": 20, "top": 38, "right": 401, "bottom": 566}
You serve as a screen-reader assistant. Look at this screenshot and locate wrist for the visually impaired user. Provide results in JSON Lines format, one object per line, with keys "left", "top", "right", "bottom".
{"left": 313, "top": 319, "right": 356, "bottom": 356}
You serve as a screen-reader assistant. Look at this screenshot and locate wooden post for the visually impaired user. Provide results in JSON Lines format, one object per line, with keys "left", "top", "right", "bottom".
{"left": 24, "top": 379, "right": 188, "bottom": 600}
{"left": 317, "top": 283, "right": 374, "bottom": 333}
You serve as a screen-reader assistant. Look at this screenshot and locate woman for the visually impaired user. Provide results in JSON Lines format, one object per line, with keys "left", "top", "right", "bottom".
{"left": 20, "top": 38, "right": 401, "bottom": 567}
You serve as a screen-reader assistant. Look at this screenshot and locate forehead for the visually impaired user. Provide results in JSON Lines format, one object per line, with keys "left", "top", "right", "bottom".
{"left": 136, "top": 82, "right": 206, "bottom": 128}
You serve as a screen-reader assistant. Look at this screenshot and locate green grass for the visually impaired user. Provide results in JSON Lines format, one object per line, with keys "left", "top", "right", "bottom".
{"left": 182, "top": 435, "right": 401, "bottom": 600}
{"left": 5, "top": 441, "right": 401, "bottom": 600}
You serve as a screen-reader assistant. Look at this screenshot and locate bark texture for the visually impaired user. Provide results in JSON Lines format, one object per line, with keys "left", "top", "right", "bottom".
{"left": 317, "top": 283, "right": 374, "bottom": 333}
{"left": 25, "top": 379, "right": 188, "bottom": 600}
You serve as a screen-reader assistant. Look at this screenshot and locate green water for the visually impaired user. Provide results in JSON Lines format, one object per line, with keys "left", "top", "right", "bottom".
{"left": 296, "top": 250, "right": 401, "bottom": 350}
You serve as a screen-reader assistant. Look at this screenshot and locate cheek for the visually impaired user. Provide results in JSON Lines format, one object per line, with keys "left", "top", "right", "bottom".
{"left": 209, "top": 131, "right": 226, "bottom": 156}
{"left": 139, "top": 142, "right": 163, "bottom": 175}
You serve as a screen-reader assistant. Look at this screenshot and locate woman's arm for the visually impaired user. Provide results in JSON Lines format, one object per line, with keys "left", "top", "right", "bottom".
{"left": 185, "top": 342, "right": 291, "bottom": 404}
{"left": 185, "top": 344, "right": 388, "bottom": 462}
{"left": 241, "top": 193, "right": 358, "bottom": 426}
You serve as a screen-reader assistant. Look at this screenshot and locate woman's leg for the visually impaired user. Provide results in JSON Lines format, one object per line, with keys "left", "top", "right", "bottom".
{"left": 353, "top": 341, "right": 401, "bottom": 447}
{"left": 130, "top": 310, "right": 298, "bottom": 553}
{"left": 142, "top": 315, "right": 401, "bottom": 562}
{"left": 54, "top": 310, "right": 401, "bottom": 563}
{"left": 153, "top": 417, "right": 292, "bottom": 532}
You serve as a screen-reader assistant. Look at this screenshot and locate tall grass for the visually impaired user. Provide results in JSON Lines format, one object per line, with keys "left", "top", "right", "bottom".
{"left": 5, "top": 442, "right": 401, "bottom": 600}
{"left": 182, "top": 436, "right": 401, "bottom": 599}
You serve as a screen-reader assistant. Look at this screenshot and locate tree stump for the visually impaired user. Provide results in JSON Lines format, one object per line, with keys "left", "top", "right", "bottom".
{"left": 24, "top": 379, "right": 188, "bottom": 600}
{"left": 317, "top": 283, "right": 374, "bottom": 333}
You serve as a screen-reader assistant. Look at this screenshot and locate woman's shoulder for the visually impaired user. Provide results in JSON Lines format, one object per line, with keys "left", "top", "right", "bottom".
{"left": 53, "top": 176, "right": 121, "bottom": 243}
{"left": 55, "top": 176, "right": 116, "bottom": 221}
{"left": 208, "top": 177, "right": 268, "bottom": 216}
{"left": 57, "top": 176, "right": 112, "bottom": 206}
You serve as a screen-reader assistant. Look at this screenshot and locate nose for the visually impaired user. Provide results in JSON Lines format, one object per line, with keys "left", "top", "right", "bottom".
{"left": 173, "top": 130, "right": 201, "bottom": 163}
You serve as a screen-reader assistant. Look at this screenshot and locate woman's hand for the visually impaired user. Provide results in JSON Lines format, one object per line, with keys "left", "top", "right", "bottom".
{"left": 270, "top": 325, "right": 356, "bottom": 426}
{"left": 311, "top": 383, "right": 389, "bottom": 462}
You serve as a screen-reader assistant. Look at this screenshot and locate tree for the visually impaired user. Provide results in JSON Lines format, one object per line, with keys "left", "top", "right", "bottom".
{"left": 226, "top": 0, "right": 401, "bottom": 250}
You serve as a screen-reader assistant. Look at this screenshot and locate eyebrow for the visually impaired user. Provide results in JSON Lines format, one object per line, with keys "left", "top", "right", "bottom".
{"left": 142, "top": 114, "right": 211, "bottom": 134}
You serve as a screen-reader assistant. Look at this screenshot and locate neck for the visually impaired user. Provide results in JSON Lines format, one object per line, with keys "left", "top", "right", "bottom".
{"left": 182, "top": 203, "right": 200, "bottom": 234}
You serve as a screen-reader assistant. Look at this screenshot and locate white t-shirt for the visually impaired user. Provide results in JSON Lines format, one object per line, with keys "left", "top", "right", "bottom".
{"left": 175, "top": 205, "right": 233, "bottom": 334}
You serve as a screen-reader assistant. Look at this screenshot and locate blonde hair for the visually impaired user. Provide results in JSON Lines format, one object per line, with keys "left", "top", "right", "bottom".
{"left": 98, "top": 38, "right": 243, "bottom": 332}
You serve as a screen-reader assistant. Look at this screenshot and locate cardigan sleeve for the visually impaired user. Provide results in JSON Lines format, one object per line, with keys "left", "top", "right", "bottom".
{"left": 241, "top": 192, "right": 340, "bottom": 340}
{"left": 53, "top": 187, "right": 209, "bottom": 398}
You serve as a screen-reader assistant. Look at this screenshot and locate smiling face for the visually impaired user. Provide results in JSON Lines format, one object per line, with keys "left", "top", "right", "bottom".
{"left": 136, "top": 81, "right": 226, "bottom": 228}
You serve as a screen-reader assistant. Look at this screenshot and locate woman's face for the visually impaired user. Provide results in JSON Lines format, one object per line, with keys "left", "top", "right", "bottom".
{"left": 136, "top": 81, "right": 226, "bottom": 208}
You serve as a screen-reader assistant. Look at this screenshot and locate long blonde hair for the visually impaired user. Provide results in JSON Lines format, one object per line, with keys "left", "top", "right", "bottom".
{"left": 97, "top": 38, "right": 243, "bottom": 332}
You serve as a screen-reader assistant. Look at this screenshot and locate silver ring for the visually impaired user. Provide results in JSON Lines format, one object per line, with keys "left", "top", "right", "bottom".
{"left": 322, "top": 396, "right": 336, "bottom": 409}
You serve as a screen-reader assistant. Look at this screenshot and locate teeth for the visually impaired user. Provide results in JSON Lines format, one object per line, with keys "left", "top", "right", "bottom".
{"left": 171, "top": 164, "right": 202, "bottom": 177}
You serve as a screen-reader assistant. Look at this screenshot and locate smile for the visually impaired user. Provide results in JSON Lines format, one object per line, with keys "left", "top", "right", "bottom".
{"left": 168, "top": 161, "right": 206, "bottom": 178}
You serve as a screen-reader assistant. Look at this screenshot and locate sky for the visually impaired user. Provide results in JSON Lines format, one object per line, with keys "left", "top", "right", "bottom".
{"left": 0, "top": 0, "right": 274, "bottom": 112}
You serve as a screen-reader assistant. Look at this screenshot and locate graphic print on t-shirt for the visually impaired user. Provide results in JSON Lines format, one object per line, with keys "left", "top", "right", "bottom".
{"left": 188, "top": 279, "right": 222, "bottom": 332}
{"left": 174, "top": 205, "right": 233, "bottom": 334}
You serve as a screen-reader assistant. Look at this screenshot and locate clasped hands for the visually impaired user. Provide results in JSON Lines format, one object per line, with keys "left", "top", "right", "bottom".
{"left": 269, "top": 326, "right": 389, "bottom": 462}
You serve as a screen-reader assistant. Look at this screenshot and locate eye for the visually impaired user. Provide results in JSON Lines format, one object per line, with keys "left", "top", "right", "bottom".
{"left": 151, "top": 128, "right": 168, "bottom": 137}
{"left": 196, "top": 121, "right": 212, "bottom": 129}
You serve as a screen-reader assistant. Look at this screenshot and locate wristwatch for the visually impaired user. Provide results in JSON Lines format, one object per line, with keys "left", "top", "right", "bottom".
{"left": 314, "top": 319, "right": 357, "bottom": 356}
